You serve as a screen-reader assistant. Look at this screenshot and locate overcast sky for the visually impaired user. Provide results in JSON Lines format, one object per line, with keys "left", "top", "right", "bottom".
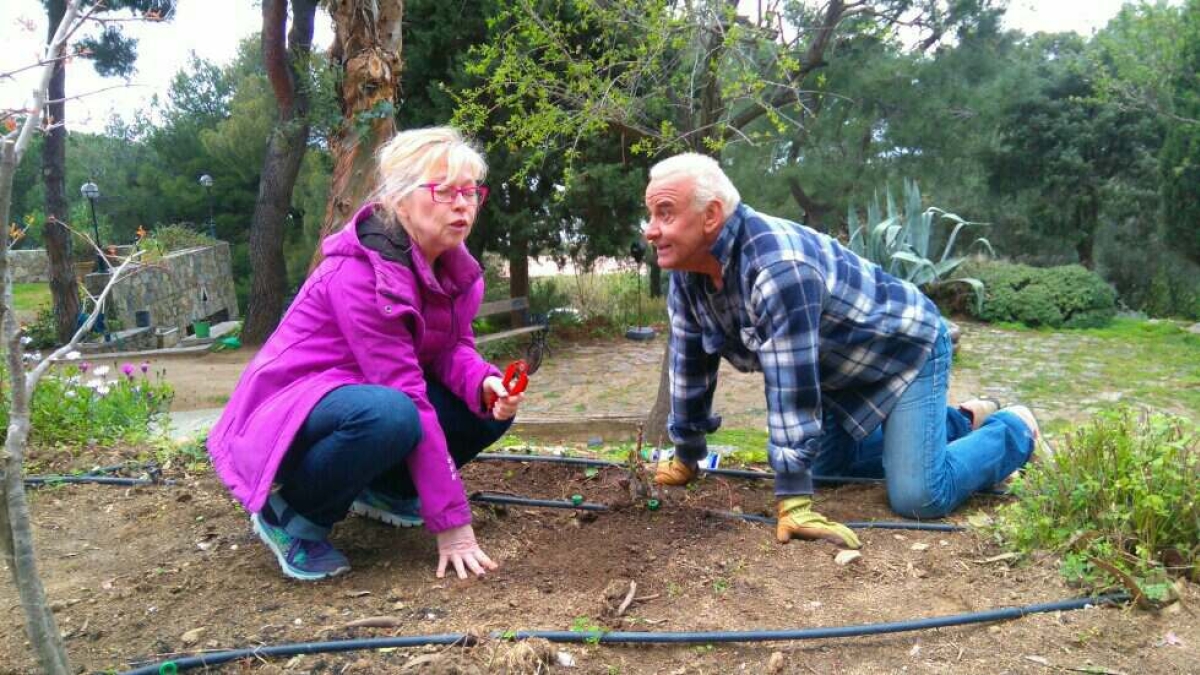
{"left": 2, "top": 0, "right": 1135, "bottom": 134}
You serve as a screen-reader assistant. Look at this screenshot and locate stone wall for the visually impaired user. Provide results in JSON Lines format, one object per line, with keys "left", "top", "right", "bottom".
{"left": 7, "top": 249, "right": 50, "bottom": 283}
{"left": 84, "top": 242, "right": 239, "bottom": 335}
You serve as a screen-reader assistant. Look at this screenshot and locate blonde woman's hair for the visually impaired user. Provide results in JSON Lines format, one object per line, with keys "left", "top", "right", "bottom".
{"left": 649, "top": 153, "right": 740, "bottom": 219}
{"left": 370, "top": 126, "right": 488, "bottom": 208}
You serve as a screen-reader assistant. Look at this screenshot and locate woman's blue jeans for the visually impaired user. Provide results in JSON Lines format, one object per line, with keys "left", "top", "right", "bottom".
{"left": 267, "top": 380, "right": 512, "bottom": 539}
{"left": 811, "top": 323, "right": 1035, "bottom": 518}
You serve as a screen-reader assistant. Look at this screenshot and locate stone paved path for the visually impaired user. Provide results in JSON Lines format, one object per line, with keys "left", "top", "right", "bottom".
{"left": 163, "top": 320, "right": 1194, "bottom": 442}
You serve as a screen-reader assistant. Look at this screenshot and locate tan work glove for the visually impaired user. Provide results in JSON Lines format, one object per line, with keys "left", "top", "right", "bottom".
{"left": 654, "top": 456, "right": 699, "bottom": 486}
{"left": 776, "top": 496, "right": 862, "bottom": 549}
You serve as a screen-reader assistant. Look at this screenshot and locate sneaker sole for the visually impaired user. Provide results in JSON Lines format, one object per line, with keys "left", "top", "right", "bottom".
{"left": 349, "top": 501, "right": 424, "bottom": 528}
{"left": 251, "top": 513, "right": 350, "bottom": 581}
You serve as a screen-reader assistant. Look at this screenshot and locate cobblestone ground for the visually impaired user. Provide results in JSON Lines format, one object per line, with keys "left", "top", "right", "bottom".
{"left": 520, "top": 320, "right": 1193, "bottom": 435}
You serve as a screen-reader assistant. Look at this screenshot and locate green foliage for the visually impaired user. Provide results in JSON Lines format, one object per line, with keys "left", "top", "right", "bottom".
{"left": 0, "top": 361, "right": 174, "bottom": 447}
{"left": 20, "top": 306, "right": 59, "bottom": 351}
{"left": 568, "top": 616, "right": 605, "bottom": 645}
{"left": 994, "top": 409, "right": 1199, "bottom": 596}
{"left": 848, "top": 179, "right": 992, "bottom": 310}
{"left": 528, "top": 277, "right": 572, "bottom": 316}
{"left": 966, "top": 260, "right": 1117, "bottom": 328}
{"left": 141, "top": 224, "right": 216, "bottom": 253}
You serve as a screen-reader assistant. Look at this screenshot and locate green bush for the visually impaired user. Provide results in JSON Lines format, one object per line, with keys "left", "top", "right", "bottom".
{"left": 141, "top": 224, "right": 216, "bottom": 254}
{"left": 994, "top": 409, "right": 1198, "bottom": 600}
{"left": 20, "top": 306, "right": 59, "bottom": 350}
{"left": 0, "top": 360, "right": 174, "bottom": 447}
{"left": 965, "top": 260, "right": 1117, "bottom": 328}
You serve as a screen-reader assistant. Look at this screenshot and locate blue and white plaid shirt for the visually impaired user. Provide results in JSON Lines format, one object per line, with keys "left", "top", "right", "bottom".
{"left": 667, "top": 203, "right": 942, "bottom": 495}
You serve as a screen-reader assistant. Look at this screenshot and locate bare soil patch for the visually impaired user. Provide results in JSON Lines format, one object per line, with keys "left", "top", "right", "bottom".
{"left": 1, "top": 456, "right": 1195, "bottom": 674}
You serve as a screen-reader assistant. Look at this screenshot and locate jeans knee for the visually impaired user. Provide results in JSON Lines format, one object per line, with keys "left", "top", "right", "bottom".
{"left": 348, "top": 386, "right": 422, "bottom": 451}
{"left": 887, "top": 484, "right": 955, "bottom": 520}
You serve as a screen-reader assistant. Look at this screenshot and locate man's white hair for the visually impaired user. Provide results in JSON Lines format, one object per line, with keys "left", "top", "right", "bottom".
{"left": 649, "top": 153, "right": 740, "bottom": 219}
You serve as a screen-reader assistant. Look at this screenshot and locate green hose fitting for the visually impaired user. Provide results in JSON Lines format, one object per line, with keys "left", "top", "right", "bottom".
{"left": 646, "top": 498, "right": 661, "bottom": 511}
{"left": 160, "top": 662, "right": 179, "bottom": 675}
{"left": 571, "top": 494, "right": 584, "bottom": 506}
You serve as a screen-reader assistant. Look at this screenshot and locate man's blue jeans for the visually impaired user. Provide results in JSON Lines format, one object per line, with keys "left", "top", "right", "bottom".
{"left": 266, "top": 381, "right": 512, "bottom": 540}
{"left": 811, "top": 322, "right": 1035, "bottom": 518}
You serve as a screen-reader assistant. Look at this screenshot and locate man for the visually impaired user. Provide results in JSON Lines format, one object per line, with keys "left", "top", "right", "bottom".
{"left": 645, "top": 153, "right": 1042, "bottom": 549}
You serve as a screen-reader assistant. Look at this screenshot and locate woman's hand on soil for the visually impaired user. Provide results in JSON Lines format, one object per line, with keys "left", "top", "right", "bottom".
{"left": 483, "top": 376, "right": 523, "bottom": 421}
{"left": 436, "top": 524, "right": 498, "bottom": 579}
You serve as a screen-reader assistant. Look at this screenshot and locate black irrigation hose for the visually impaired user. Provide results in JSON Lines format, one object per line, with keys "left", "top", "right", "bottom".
{"left": 24, "top": 475, "right": 164, "bottom": 487}
{"left": 116, "top": 593, "right": 1130, "bottom": 674}
{"left": 477, "top": 452, "right": 1009, "bottom": 495}
{"left": 724, "top": 511, "right": 965, "bottom": 532}
{"left": 469, "top": 492, "right": 963, "bottom": 532}
{"left": 471, "top": 491, "right": 610, "bottom": 512}
{"left": 118, "top": 634, "right": 477, "bottom": 675}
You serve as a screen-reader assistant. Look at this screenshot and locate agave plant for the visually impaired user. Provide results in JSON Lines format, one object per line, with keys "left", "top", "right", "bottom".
{"left": 848, "top": 179, "right": 993, "bottom": 311}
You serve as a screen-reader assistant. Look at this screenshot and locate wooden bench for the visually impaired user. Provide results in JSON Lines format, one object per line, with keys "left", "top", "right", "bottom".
{"left": 475, "top": 298, "right": 550, "bottom": 363}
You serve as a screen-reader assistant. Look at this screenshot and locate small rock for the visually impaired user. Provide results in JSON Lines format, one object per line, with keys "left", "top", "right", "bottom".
{"left": 587, "top": 436, "right": 603, "bottom": 447}
{"left": 179, "top": 627, "right": 207, "bottom": 645}
{"left": 834, "top": 550, "right": 863, "bottom": 566}
{"left": 767, "top": 650, "right": 785, "bottom": 673}
{"left": 556, "top": 650, "right": 576, "bottom": 667}
{"left": 910, "top": 543, "right": 930, "bottom": 551}
{"left": 1188, "top": 322, "right": 1200, "bottom": 335}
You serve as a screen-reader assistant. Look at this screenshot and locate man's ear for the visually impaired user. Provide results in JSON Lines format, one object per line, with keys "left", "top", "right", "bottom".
{"left": 702, "top": 199, "right": 725, "bottom": 236}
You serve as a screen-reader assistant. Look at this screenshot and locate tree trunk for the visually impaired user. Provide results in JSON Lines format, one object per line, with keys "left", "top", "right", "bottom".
{"left": 644, "top": 345, "right": 671, "bottom": 449}
{"left": 3, "top": 138, "right": 72, "bottom": 675}
{"left": 243, "top": 0, "right": 318, "bottom": 345}
{"left": 310, "top": 0, "right": 403, "bottom": 270}
{"left": 786, "top": 175, "right": 832, "bottom": 232}
{"left": 509, "top": 236, "right": 530, "bottom": 325}
{"left": 42, "top": 0, "right": 81, "bottom": 346}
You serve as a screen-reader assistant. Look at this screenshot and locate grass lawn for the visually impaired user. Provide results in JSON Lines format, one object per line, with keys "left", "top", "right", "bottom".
{"left": 12, "top": 283, "right": 51, "bottom": 313}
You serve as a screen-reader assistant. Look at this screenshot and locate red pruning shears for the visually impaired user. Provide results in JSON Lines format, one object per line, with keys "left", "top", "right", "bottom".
{"left": 502, "top": 359, "right": 530, "bottom": 395}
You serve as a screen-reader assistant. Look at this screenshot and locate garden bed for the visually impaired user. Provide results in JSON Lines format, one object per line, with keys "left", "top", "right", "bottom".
{"left": 1, "top": 453, "right": 1195, "bottom": 673}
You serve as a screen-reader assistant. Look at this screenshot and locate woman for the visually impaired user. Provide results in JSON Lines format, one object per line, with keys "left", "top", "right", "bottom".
{"left": 208, "top": 127, "right": 522, "bottom": 581}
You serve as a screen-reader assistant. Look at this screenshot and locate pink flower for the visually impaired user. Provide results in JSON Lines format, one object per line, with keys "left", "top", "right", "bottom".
{"left": 140, "top": 361, "right": 150, "bottom": 374}
{"left": 79, "top": 362, "right": 91, "bottom": 373}
{"left": 121, "top": 363, "right": 135, "bottom": 379}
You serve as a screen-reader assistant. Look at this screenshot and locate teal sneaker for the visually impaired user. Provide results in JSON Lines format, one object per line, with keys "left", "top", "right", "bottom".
{"left": 350, "top": 488, "right": 424, "bottom": 528}
{"left": 250, "top": 512, "right": 350, "bottom": 581}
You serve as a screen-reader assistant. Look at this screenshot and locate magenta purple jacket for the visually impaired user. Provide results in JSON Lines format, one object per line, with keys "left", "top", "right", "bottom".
{"left": 207, "top": 203, "right": 500, "bottom": 533}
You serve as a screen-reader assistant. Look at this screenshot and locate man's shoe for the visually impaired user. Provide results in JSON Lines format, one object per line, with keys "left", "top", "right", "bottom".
{"left": 251, "top": 512, "right": 350, "bottom": 581}
{"left": 959, "top": 397, "right": 1001, "bottom": 430}
{"left": 1004, "top": 405, "right": 1053, "bottom": 462}
{"left": 350, "top": 488, "right": 424, "bottom": 528}
{"left": 654, "top": 457, "right": 699, "bottom": 486}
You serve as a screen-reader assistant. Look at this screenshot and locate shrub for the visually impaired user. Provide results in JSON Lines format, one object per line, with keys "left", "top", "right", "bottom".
{"left": 965, "top": 260, "right": 1117, "bottom": 328}
{"left": 141, "top": 224, "right": 215, "bottom": 255}
{"left": 0, "top": 360, "right": 174, "bottom": 447}
{"left": 994, "top": 409, "right": 1198, "bottom": 601}
{"left": 20, "top": 305, "right": 58, "bottom": 350}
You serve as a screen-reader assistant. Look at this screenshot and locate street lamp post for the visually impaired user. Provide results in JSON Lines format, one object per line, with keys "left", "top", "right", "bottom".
{"left": 199, "top": 174, "right": 216, "bottom": 239}
{"left": 80, "top": 181, "right": 108, "bottom": 273}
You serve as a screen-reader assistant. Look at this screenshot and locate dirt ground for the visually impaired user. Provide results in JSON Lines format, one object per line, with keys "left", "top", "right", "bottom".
{"left": 3, "top": 330, "right": 1197, "bottom": 673}
{"left": 1, "top": 453, "right": 1197, "bottom": 674}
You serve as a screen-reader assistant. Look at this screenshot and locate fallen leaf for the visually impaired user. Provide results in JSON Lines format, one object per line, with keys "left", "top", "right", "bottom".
{"left": 910, "top": 543, "right": 930, "bottom": 551}
{"left": 345, "top": 590, "right": 372, "bottom": 598}
{"left": 1024, "top": 655, "right": 1050, "bottom": 666}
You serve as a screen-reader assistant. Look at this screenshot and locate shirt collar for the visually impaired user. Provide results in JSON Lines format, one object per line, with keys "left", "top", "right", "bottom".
{"left": 709, "top": 202, "right": 747, "bottom": 272}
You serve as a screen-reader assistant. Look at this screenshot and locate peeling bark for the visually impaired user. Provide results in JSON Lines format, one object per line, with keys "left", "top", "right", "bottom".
{"left": 310, "top": 0, "right": 404, "bottom": 269}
